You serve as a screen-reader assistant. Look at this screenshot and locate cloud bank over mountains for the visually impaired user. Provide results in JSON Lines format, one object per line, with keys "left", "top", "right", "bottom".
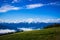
{"left": 0, "top": 18, "right": 60, "bottom": 23}
{"left": 0, "top": 29, "right": 16, "bottom": 34}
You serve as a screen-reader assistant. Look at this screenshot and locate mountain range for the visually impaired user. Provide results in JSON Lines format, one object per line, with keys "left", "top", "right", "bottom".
{"left": 0, "top": 22, "right": 60, "bottom": 34}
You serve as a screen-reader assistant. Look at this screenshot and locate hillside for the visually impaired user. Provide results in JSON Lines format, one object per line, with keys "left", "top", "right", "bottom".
{"left": 0, "top": 26, "right": 60, "bottom": 40}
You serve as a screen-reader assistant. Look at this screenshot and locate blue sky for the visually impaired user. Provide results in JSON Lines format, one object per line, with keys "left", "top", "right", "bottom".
{"left": 0, "top": 0, "right": 60, "bottom": 23}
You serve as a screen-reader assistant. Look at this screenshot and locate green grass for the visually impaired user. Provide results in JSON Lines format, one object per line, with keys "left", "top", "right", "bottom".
{"left": 0, "top": 27, "right": 60, "bottom": 40}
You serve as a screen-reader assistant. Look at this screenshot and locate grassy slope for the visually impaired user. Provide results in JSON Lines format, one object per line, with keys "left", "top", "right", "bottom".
{"left": 0, "top": 27, "right": 60, "bottom": 40}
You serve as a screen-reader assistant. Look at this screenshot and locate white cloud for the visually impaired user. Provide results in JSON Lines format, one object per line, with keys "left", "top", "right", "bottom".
{"left": 25, "top": 18, "right": 34, "bottom": 23}
{"left": 0, "top": 18, "right": 60, "bottom": 23}
{"left": 25, "top": 2, "right": 60, "bottom": 9}
{"left": 25, "top": 18, "right": 60, "bottom": 23}
{"left": 12, "top": 0, "right": 20, "bottom": 3}
{"left": 0, "top": 18, "right": 40, "bottom": 23}
{"left": 0, "top": 5, "right": 20, "bottom": 12}
{"left": 18, "top": 28, "right": 41, "bottom": 31}
{"left": 47, "top": 2, "right": 60, "bottom": 5}
{"left": 18, "top": 28, "right": 33, "bottom": 31}
{"left": 0, "top": 2, "right": 60, "bottom": 12}
{"left": 0, "top": 19, "right": 4, "bottom": 23}
{"left": 26, "top": 4, "right": 44, "bottom": 9}
{"left": 24, "top": 18, "right": 41, "bottom": 23}
{"left": 41, "top": 18, "right": 60, "bottom": 23}
{"left": 0, "top": 29, "right": 16, "bottom": 34}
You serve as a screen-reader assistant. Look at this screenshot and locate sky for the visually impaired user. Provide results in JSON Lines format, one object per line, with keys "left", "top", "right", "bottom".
{"left": 0, "top": 0, "right": 60, "bottom": 23}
